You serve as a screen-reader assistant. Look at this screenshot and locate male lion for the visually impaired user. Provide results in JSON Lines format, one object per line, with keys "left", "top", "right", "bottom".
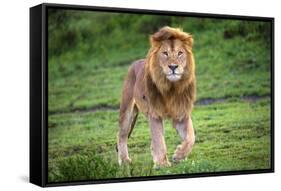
{"left": 117, "top": 26, "right": 196, "bottom": 167}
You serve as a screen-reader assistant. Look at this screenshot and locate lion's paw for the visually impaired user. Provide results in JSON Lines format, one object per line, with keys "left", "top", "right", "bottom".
{"left": 172, "top": 146, "right": 186, "bottom": 162}
{"left": 153, "top": 160, "right": 171, "bottom": 169}
{"left": 118, "top": 157, "right": 132, "bottom": 166}
{"left": 172, "top": 154, "right": 185, "bottom": 163}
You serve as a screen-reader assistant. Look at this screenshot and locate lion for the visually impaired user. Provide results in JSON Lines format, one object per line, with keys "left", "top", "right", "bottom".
{"left": 117, "top": 26, "right": 196, "bottom": 167}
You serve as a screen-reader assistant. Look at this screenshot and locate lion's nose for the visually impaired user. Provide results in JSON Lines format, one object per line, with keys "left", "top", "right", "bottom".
{"left": 168, "top": 64, "right": 178, "bottom": 72}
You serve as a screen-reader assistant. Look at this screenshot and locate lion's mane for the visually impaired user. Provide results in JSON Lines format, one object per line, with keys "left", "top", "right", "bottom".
{"left": 144, "top": 27, "right": 196, "bottom": 119}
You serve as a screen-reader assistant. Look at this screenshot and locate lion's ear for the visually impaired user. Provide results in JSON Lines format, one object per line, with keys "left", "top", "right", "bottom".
{"left": 183, "top": 35, "right": 193, "bottom": 50}
{"left": 150, "top": 27, "right": 173, "bottom": 47}
{"left": 149, "top": 32, "right": 165, "bottom": 47}
{"left": 150, "top": 26, "right": 194, "bottom": 49}
{"left": 149, "top": 35, "right": 159, "bottom": 47}
{"left": 151, "top": 28, "right": 173, "bottom": 42}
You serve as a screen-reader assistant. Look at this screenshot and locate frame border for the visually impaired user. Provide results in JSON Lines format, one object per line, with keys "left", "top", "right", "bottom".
{"left": 30, "top": 3, "right": 275, "bottom": 187}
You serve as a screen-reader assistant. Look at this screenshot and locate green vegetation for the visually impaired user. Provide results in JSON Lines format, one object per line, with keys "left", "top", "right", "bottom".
{"left": 48, "top": 8, "right": 272, "bottom": 182}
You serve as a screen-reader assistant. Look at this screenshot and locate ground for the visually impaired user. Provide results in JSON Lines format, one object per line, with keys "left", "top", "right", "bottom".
{"left": 47, "top": 10, "right": 272, "bottom": 182}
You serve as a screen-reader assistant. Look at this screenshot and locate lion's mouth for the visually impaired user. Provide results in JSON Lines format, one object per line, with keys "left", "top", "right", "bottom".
{"left": 166, "top": 74, "right": 181, "bottom": 82}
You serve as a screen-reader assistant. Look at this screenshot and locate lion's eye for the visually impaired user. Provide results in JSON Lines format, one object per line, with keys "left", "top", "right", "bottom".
{"left": 162, "top": 51, "right": 168, "bottom": 57}
{"left": 178, "top": 51, "right": 183, "bottom": 56}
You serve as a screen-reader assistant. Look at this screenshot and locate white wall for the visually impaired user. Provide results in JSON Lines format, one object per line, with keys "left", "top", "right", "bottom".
{"left": 0, "top": 0, "right": 279, "bottom": 190}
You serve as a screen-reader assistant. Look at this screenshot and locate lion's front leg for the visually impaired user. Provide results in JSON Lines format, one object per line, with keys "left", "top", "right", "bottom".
{"left": 172, "top": 117, "right": 195, "bottom": 162}
{"left": 149, "top": 115, "right": 171, "bottom": 168}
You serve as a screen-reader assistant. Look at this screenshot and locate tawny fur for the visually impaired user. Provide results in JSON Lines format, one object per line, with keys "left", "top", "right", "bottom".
{"left": 117, "top": 26, "right": 196, "bottom": 167}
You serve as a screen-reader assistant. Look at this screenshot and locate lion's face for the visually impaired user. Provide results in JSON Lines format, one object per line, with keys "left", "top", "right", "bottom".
{"left": 157, "top": 39, "right": 188, "bottom": 82}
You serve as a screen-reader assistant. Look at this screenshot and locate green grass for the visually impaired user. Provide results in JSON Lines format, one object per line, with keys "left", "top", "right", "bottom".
{"left": 47, "top": 10, "right": 272, "bottom": 182}
{"left": 48, "top": 99, "right": 271, "bottom": 182}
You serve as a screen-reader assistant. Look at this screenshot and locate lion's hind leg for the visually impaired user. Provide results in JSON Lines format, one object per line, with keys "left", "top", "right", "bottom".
{"left": 117, "top": 64, "right": 139, "bottom": 165}
{"left": 117, "top": 102, "right": 138, "bottom": 165}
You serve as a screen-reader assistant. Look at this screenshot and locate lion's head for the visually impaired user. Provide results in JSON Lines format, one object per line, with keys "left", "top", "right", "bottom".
{"left": 145, "top": 26, "right": 195, "bottom": 87}
{"left": 144, "top": 26, "right": 196, "bottom": 119}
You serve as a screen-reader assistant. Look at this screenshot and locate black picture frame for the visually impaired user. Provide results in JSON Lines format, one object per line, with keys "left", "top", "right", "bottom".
{"left": 30, "top": 3, "right": 275, "bottom": 187}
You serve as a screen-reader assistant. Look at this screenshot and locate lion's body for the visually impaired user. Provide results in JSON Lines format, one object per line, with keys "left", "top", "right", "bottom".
{"left": 117, "top": 27, "right": 196, "bottom": 167}
{"left": 121, "top": 58, "right": 195, "bottom": 120}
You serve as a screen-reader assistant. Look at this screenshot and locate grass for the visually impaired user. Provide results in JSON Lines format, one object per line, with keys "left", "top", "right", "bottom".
{"left": 48, "top": 99, "right": 271, "bottom": 182}
{"left": 47, "top": 9, "right": 272, "bottom": 182}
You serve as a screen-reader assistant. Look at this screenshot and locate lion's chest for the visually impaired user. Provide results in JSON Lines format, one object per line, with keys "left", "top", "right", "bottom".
{"left": 134, "top": 92, "right": 192, "bottom": 120}
{"left": 158, "top": 95, "right": 191, "bottom": 119}
{"left": 139, "top": 91, "right": 192, "bottom": 120}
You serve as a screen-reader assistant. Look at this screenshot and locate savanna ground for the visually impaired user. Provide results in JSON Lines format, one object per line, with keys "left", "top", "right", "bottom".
{"left": 47, "top": 9, "right": 272, "bottom": 182}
